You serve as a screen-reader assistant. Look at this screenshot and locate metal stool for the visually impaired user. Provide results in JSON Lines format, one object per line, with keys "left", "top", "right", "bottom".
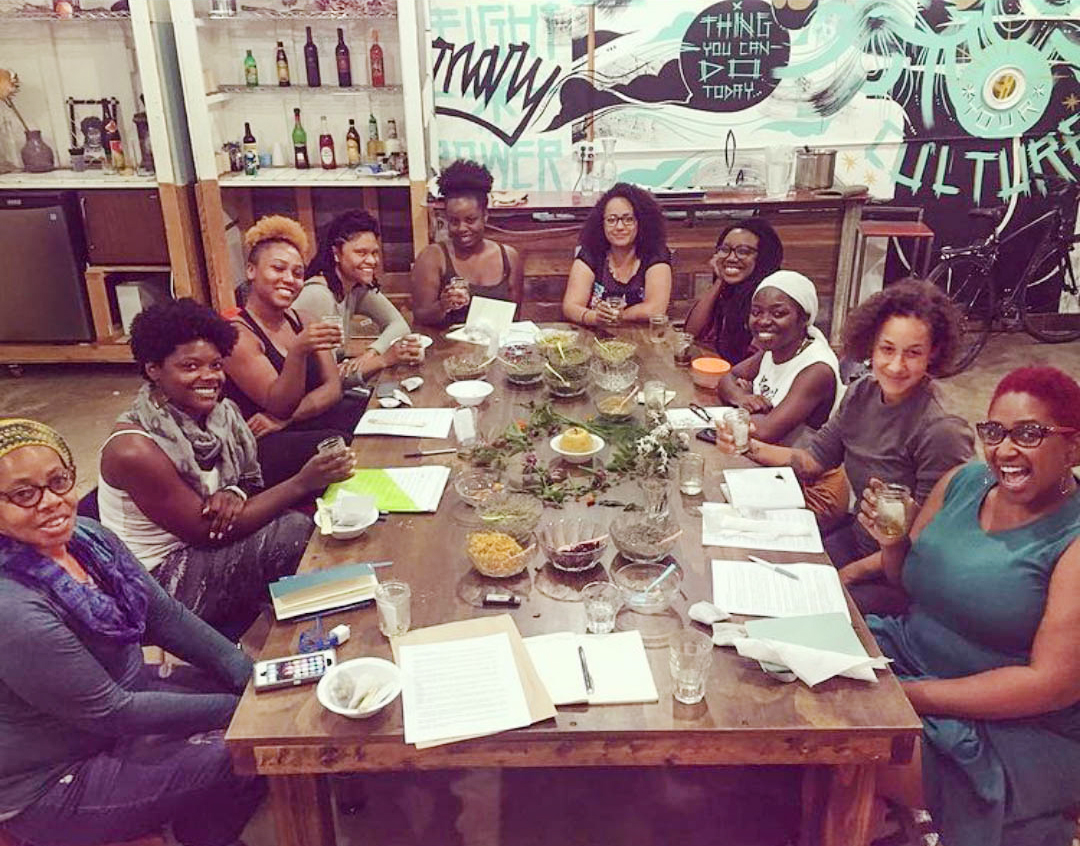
{"left": 848, "top": 207, "right": 936, "bottom": 309}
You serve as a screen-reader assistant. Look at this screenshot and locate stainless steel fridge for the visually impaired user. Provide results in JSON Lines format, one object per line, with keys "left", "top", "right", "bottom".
{"left": 0, "top": 191, "right": 92, "bottom": 342}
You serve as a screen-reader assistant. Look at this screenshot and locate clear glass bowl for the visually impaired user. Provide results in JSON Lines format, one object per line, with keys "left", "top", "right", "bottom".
{"left": 444, "top": 352, "right": 491, "bottom": 382}
{"left": 536, "top": 328, "right": 581, "bottom": 356}
{"left": 537, "top": 518, "right": 609, "bottom": 572}
{"left": 592, "top": 337, "right": 637, "bottom": 365}
{"left": 478, "top": 492, "right": 543, "bottom": 543}
{"left": 591, "top": 359, "right": 640, "bottom": 392}
{"left": 543, "top": 365, "right": 590, "bottom": 398}
{"left": 465, "top": 531, "right": 536, "bottom": 578}
{"left": 454, "top": 469, "right": 505, "bottom": 508}
{"left": 499, "top": 343, "right": 545, "bottom": 386}
{"left": 611, "top": 558, "right": 682, "bottom": 614}
{"left": 609, "top": 514, "right": 680, "bottom": 563}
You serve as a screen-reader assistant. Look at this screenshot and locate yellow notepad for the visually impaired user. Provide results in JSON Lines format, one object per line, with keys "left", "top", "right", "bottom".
{"left": 324, "top": 466, "right": 450, "bottom": 513}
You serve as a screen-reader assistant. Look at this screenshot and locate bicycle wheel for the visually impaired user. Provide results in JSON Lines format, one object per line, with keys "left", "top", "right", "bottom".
{"left": 927, "top": 256, "right": 995, "bottom": 375}
{"left": 1019, "top": 243, "right": 1080, "bottom": 343}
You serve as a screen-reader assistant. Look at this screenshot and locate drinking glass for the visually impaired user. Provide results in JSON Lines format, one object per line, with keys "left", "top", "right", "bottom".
{"left": 765, "top": 146, "right": 794, "bottom": 197}
{"left": 321, "top": 313, "right": 345, "bottom": 352}
{"left": 581, "top": 581, "right": 622, "bottom": 634}
{"left": 678, "top": 453, "right": 704, "bottom": 496}
{"left": 317, "top": 436, "right": 348, "bottom": 458}
{"left": 649, "top": 314, "right": 669, "bottom": 344}
{"left": 601, "top": 295, "right": 626, "bottom": 322}
{"left": 875, "top": 483, "right": 911, "bottom": 539}
{"left": 375, "top": 581, "right": 412, "bottom": 637}
{"left": 672, "top": 331, "right": 694, "bottom": 367}
{"left": 669, "top": 628, "right": 713, "bottom": 704}
{"left": 640, "top": 476, "right": 670, "bottom": 521}
{"left": 722, "top": 408, "right": 751, "bottom": 454}
{"left": 643, "top": 380, "right": 667, "bottom": 425}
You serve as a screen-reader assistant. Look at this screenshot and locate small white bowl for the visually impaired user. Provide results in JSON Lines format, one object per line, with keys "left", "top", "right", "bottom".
{"left": 314, "top": 499, "right": 379, "bottom": 540}
{"left": 446, "top": 379, "right": 494, "bottom": 407}
{"left": 317, "top": 657, "right": 401, "bottom": 719}
{"left": 550, "top": 432, "right": 605, "bottom": 464}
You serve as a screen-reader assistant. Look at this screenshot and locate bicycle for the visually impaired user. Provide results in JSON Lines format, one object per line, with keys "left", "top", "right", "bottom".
{"left": 926, "top": 175, "right": 1080, "bottom": 375}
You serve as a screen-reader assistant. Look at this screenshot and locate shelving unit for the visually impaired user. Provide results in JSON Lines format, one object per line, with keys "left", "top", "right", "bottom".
{"left": 0, "top": 0, "right": 205, "bottom": 365}
{"left": 173, "top": 0, "right": 430, "bottom": 310}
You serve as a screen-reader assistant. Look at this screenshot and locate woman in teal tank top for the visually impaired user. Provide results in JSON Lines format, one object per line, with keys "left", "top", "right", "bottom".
{"left": 861, "top": 366, "right": 1080, "bottom": 846}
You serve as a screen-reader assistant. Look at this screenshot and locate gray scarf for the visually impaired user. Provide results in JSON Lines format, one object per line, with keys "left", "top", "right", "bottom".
{"left": 119, "top": 384, "right": 263, "bottom": 496}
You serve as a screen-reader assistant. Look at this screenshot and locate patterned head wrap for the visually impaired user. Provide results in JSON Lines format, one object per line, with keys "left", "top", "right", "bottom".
{"left": 0, "top": 419, "right": 75, "bottom": 468}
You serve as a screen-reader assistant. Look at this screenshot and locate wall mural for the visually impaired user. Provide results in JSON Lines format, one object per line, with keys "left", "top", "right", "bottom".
{"left": 430, "top": 0, "right": 1080, "bottom": 299}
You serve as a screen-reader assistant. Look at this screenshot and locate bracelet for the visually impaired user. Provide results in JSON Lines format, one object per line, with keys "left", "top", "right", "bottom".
{"left": 223, "top": 485, "right": 248, "bottom": 502}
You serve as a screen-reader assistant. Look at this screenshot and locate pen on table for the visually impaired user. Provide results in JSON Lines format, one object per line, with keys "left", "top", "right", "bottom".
{"left": 403, "top": 448, "right": 457, "bottom": 458}
{"left": 577, "top": 645, "right": 594, "bottom": 694}
{"left": 747, "top": 555, "right": 800, "bottom": 581}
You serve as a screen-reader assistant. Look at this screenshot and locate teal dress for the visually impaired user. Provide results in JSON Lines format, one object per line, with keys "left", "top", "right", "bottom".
{"left": 870, "top": 462, "right": 1080, "bottom": 846}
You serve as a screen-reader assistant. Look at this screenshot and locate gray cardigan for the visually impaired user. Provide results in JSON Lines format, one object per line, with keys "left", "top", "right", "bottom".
{"left": 0, "top": 521, "right": 251, "bottom": 816}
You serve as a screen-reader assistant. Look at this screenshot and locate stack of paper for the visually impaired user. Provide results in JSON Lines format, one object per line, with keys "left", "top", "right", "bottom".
{"left": 324, "top": 467, "right": 450, "bottom": 513}
{"left": 269, "top": 562, "right": 378, "bottom": 620}
{"left": 665, "top": 406, "right": 729, "bottom": 430}
{"left": 724, "top": 466, "right": 806, "bottom": 511}
{"left": 710, "top": 559, "right": 849, "bottom": 619}
{"left": 702, "top": 503, "right": 824, "bottom": 553}
{"left": 354, "top": 408, "right": 455, "bottom": 438}
{"left": 523, "top": 630, "right": 659, "bottom": 706}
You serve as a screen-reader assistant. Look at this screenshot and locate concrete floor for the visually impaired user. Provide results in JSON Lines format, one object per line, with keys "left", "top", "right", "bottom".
{"left": 2, "top": 330, "right": 1078, "bottom": 846}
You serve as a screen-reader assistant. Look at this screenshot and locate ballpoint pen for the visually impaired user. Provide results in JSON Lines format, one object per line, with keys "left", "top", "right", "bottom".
{"left": 402, "top": 448, "right": 457, "bottom": 458}
{"left": 578, "top": 645, "right": 594, "bottom": 694}
{"left": 748, "top": 554, "right": 800, "bottom": 581}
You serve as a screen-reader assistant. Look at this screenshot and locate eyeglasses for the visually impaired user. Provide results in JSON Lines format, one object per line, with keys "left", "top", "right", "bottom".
{"left": 0, "top": 467, "right": 76, "bottom": 508}
{"left": 604, "top": 214, "right": 637, "bottom": 228}
{"left": 975, "top": 421, "right": 1077, "bottom": 448}
{"left": 716, "top": 244, "right": 759, "bottom": 259}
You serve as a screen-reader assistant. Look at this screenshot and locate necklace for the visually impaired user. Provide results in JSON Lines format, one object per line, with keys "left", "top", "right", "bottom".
{"left": 606, "top": 251, "right": 639, "bottom": 285}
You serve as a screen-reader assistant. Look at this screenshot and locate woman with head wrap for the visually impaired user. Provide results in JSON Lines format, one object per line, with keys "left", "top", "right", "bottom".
{"left": 684, "top": 217, "right": 784, "bottom": 362}
{"left": 0, "top": 419, "right": 264, "bottom": 846}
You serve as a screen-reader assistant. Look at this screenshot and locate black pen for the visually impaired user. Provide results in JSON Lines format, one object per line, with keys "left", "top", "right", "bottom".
{"left": 578, "top": 645, "right": 594, "bottom": 694}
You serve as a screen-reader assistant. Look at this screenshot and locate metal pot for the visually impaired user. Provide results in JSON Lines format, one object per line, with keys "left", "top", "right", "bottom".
{"left": 793, "top": 148, "right": 836, "bottom": 191}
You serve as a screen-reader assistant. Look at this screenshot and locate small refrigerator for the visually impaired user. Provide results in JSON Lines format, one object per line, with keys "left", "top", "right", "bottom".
{"left": 0, "top": 191, "right": 93, "bottom": 342}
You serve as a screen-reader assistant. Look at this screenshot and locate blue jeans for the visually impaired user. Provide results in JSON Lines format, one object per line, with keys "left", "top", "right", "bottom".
{"left": 2, "top": 670, "right": 265, "bottom": 846}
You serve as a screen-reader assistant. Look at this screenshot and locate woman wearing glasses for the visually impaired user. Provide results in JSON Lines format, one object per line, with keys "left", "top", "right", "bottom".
{"left": 563, "top": 182, "right": 672, "bottom": 326}
{"left": 859, "top": 366, "right": 1080, "bottom": 846}
{"left": 684, "top": 218, "right": 784, "bottom": 362}
{"left": 0, "top": 419, "right": 265, "bottom": 846}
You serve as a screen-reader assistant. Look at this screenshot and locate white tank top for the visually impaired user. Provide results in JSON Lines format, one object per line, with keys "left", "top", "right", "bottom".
{"left": 97, "top": 430, "right": 220, "bottom": 571}
{"left": 753, "top": 334, "right": 845, "bottom": 448}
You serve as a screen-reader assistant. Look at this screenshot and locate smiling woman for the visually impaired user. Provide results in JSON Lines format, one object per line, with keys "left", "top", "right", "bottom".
{"left": 98, "top": 299, "right": 353, "bottom": 637}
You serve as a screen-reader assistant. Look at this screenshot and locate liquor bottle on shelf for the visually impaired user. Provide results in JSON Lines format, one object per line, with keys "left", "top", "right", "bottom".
{"left": 366, "top": 111, "right": 379, "bottom": 160}
{"left": 276, "top": 41, "right": 290, "bottom": 87}
{"left": 318, "top": 116, "right": 336, "bottom": 170}
{"left": 335, "top": 28, "right": 352, "bottom": 87}
{"left": 386, "top": 118, "right": 398, "bottom": 140}
{"left": 244, "top": 49, "right": 258, "bottom": 87}
{"left": 102, "top": 101, "right": 125, "bottom": 172}
{"left": 292, "top": 108, "right": 309, "bottom": 169}
{"left": 345, "top": 119, "right": 361, "bottom": 167}
{"left": 243, "top": 122, "right": 258, "bottom": 176}
{"left": 304, "top": 26, "right": 321, "bottom": 87}
{"left": 369, "top": 30, "right": 385, "bottom": 87}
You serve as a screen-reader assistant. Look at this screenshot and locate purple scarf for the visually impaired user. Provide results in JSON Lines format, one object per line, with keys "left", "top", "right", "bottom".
{"left": 0, "top": 518, "right": 148, "bottom": 643}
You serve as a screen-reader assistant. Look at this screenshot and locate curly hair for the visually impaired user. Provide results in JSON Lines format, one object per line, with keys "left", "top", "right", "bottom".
{"left": 244, "top": 215, "right": 311, "bottom": 263}
{"left": 130, "top": 298, "right": 239, "bottom": 380}
{"left": 578, "top": 182, "right": 667, "bottom": 260}
{"left": 437, "top": 159, "right": 494, "bottom": 210}
{"left": 990, "top": 366, "right": 1080, "bottom": 429}
{"left": 307, "top": 209, "right": 381, "bottom": 300}
{"left": 841, "top": 277, "right": 962, "bottom": 376}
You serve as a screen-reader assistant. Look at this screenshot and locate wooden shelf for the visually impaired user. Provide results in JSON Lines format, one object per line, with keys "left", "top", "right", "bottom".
{"left": 0, "top": 170, "right": 158, "bottom": 190}
{"left": 218, "top": 168, "right": 407, "bottom": 187}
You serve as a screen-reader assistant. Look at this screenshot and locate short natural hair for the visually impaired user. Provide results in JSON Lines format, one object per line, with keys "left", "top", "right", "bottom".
{"left": 437, "top": 159, "right": 493, "bottom": 210}
{"left": 130, "top": 298, "right": 239, "bottom": 380}
{"left": 579, "top": 182, "right": 667, "bottom": 260}
{"left": 990, "top": 366, "right": 1080, "bottom": 429}
{"left": 243, "top": 215, "right": 311, "bottom": 263}
{"left": 841, "top": 277, "right": 961, "bottom": 375}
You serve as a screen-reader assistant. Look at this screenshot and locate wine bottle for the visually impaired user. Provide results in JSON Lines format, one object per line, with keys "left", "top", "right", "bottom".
{"left": 103, "top": 101, "right": 125, "bottom": 172}
{"left": 335, "top": 28, "right": 352, "bottom": 87}
{"left": 292, "top": 108, "right": 309, "bottom": 169}
{"left": 318, "top": 116, "right": 336, "bottom": 170}
{"left": 346, "top": 119, "right": 361, "bottom": 167}
{"left": 243, "top": 121, "right": 258, "bottom": 176}
{"left": 366, "top": 111, "right": 379, "bottom": 160}
{"left": 276, "top": 41, "right": 290, "bottom": 87}
{"left": 304, "top": 26, "right": 321, "bottom": 87}
{"left": 369, "top": 29, "right": 385, "bottom": 87}
{"left": 244, "top": 49, "right": 258, "bottom": 87}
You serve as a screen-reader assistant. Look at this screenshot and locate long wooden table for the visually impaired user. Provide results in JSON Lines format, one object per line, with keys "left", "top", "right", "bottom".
{"left": 225, "top": 327, "right": 919, "bottom": 846}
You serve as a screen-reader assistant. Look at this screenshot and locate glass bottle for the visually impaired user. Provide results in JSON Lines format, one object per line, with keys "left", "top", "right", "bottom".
{"left": 335, "top": 28, "right": 352, "bottom": 87}
{"left": 276, "top": 41, "right": 289, "bottom": 87}
{"left": 243, "top": 49, "right": 258, "bottom": 87}
{"left": 304, "top": 26, "right": 321, "bottom": 87}
{"left": 366, "top": 112, "right": 379, "bottom": 160}
{"left": 318, "top": 116, "right": 336, "bottom": 170}
{"left": 346, "top": 119, "right": 361, "bottom": 167}
{"left": 242, "top": 121, "right": 258, "bottom": 176}
{"left": 292, "top": 108, "right": 309, "bottom": 169}
{"left": 369, "top": 29, "right": 385, "bottom": 87}
{"left": 102, "top": 101, "right": 124, "bottom": 172}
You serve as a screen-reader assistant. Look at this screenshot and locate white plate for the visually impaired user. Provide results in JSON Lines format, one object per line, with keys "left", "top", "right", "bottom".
{"left": 317, "top": 657, "right": 401, "bottom": 719}
{"left": 550, "top": 432, "right": 605, "bottom": 464}
{"left": 314, "top": 499, "right": 379, "bottom": 540}
{"left": 446, "top": 379, "right": 494, "bottom": 407}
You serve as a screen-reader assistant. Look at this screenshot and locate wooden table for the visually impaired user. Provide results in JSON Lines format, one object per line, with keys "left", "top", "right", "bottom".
{"left": 225, "top": 327, "right": 919, "bottom": 846}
